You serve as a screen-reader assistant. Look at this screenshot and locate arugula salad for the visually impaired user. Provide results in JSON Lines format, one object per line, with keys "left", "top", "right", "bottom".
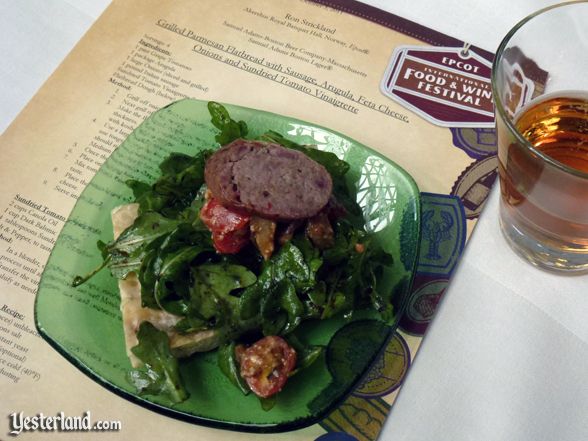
{"left": 74, "top": 102, "right": 395, "bottom": 408}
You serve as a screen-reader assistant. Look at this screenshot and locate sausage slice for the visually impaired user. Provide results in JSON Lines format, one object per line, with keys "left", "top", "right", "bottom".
{"left": 204, "top": 140, "right": 332, "bottom": 220}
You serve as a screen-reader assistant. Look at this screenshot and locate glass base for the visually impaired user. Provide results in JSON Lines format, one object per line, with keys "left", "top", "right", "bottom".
{"left": 499, "top": 204, "right": 588, "bottom": 274}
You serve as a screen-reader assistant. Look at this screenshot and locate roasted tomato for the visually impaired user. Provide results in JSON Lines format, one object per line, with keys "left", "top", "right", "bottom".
{"left": 200, "top": 197, "right": 251, "bottom": 254}
{"left": 211, "top": 229, "right": 250, "bottom": 254}
{"left": 236, "top": 336, "right": 297, "bottom": 398}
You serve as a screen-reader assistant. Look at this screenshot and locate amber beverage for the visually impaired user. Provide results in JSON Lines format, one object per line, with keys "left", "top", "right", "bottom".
{"left": 492, "top": 2, "right": 588, "bottom": 272}
{"left": 500, "top": 95, "right": 588, "bottom": 253}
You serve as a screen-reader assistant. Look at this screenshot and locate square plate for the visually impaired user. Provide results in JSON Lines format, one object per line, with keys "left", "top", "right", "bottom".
{"left": 35, "top": 99, "right": 420, "bottom": 432}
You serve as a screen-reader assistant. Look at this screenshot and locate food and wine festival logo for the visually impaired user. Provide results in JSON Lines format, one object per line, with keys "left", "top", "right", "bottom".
{"left": 380, "top": 46, "right": 494, "bottom": 128}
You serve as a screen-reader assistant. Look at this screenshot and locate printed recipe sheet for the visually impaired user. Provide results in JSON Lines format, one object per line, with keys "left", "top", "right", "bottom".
{"left": 0, "top": 1, "right": 496, "bottom": 440}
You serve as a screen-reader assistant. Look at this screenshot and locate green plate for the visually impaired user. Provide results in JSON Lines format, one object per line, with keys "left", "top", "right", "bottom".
{"left": 35, "top": 99, "right": 421, "bottom": 432}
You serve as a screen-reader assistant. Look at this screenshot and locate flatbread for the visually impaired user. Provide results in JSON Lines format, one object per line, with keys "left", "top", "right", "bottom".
{"left": 112, "top": 204, "right": 219, "bottom": 368}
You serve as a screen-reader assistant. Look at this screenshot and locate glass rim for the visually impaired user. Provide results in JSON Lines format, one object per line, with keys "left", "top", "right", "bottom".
{"left": 491, "top": 0, "right": 588, "bottom": 180}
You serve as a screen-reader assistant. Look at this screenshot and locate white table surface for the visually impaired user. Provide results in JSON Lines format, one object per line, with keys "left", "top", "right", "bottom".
{"left": 2, "top": 1, "right": 587, "bottom": 440}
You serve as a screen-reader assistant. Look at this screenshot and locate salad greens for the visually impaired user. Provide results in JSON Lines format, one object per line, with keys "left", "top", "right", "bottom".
{"left": 218, "top": 342, "right": 250, "bottom": 395}
{"left": 74, "top": 102, "right": 395, "bottom": 405}
{"left": 127, "top": 322, "right": 188, "bottom": 403}
{"left": 127, "top": 151, "right": 211, "bottom": 217}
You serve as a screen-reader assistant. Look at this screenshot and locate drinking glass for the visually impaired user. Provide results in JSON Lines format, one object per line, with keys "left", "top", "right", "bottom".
{"left": 492, "top": 1, "right": 588, "bottom": 273}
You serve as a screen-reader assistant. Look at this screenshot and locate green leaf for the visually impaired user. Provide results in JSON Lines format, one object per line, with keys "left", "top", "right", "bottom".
{"left": 238, "top": 257, "right": 276, "bottom": 321}
{"left": 97, "top": 240, "right": 109, "bottom": 260}
{"left": 154, "top": 246, "right": 203, "bottom": 315}
{"left": 285, "top": 333, "right": 324, "bottom": 377}
{"left": 126, "top": 180, "right": 151, "bottom": 200}
{"left": 278, "top": 280, "right": 304, "bottom": 334}
{"left": 239, "top": 242, "right": 316, "bottom": 326}
{"left": 109, "top": 211, "right": 181, "bottom": 261}
{"left": 321, "top": 290, "right": 350, "bottom": 320}
{"left": 291, "top": 234, "right": 322, "bottom": 277}
{"left": 319, "top": 220, "right": 395, "bottom": 320}
{"left": 189, "top": 263, "right": 257, "bottom": 324}
{"left": 218, "top": 342, "right": 250, "bottom": 395}
{"left": 272, "top": 242, "right": 314, "bottom": 292}
{"left": 259, "top": 395, "right": 277, "bottom": 411}
{"left": 192, "top": 263, "right": 257, "bottom": 299}
{"left": 307, "top": 281, "right": 326, "bottom": 307}
{"left": 140, "top": 224, "right": 213, "bottom": 315}
{"left": 208, "top": 101, "right": 248, "bottom": 145}
{"left": 71, "top": 254, "right": 111, "bottom": 287}
{"left": 127, "top": 151, "right": 211, "bottom": 217}
{"left": 72, "top": 212, "right": 180, "bottom": 286}
{"left": 127, "top": 322, "right": 188, "bottom": 404}
{"left": 173, "top": 315, "right": 209, "bottom": 334}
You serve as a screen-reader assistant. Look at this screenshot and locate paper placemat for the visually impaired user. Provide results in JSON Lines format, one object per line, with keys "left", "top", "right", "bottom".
{"left": 0, "top": 1, "right": 498, "bottom": 439}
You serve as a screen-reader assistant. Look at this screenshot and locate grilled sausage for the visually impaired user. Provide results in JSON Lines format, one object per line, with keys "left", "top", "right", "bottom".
{"left": 204, "top": 140, "right": 332, "bottom": 220}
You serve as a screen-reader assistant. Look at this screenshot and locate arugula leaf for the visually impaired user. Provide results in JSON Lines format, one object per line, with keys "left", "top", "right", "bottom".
{"left": 291, "top": 234, "right": 322, "bottom": 278}
{"left": 127, "top": 321, "right": 188, "bottom": 404}
{"left": 272, "top": 242, "right": 314, "bottom": 291}
{"left": 307, "top": 281, "right": 326, "bottom": 308}
{"left": 73, "top": 147, "right": 210, "bottom": 288}
{"left": 320, "top": 220, "right": 394, "bottom": 320}
{"left": 110, "top": 213, "right": 181, "bottom": 278}
{"left": 192, "top": 263, "right": 257, "bottom": 300}
{"left": 189, "top": 263, "right": 256, "bottom": 324}
{"left": 239, "top": 242, "right": 310, "bottom": 319}
{"left": 208, "top": 101, "right": 248, "bottom": 145}
{"left": 238, "top": 267, "right": 272, "bottom": 321}
{"left": 285, "top": 333, "right": 324, "bottom": 377}
{"left": 321, "top": 289, "right": 351, "bottom": 320}
{"left": 72, "top": 212, "right": 181, "bottom": 286}
{"left": 218, "top": 342, "right": 250, "bottom": 395}
{"left": 259, "top": 395, "right": 277, "bottom": 411}
{"left": 127, "top": 151, "right": 211, "bottom": 217}
{"left": 171, "top": 261, "right": 260, "bottom": 342}
{"left": 113, "top": 212, "right": 181, "bottom": 256}
{"left": 278, "top": 280, "right": 304, "bottom": 334}
{"left": 71, "top": 253, "right": 111, "bottom": 287}
{"left": 138, "top": 224, "right": 214, "bottom": 315}
{"left": 239, "top": 242, "right": 316, "bottom": 335}
{"left": 126, "top": 180, "right": 151, "bottom": 200}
